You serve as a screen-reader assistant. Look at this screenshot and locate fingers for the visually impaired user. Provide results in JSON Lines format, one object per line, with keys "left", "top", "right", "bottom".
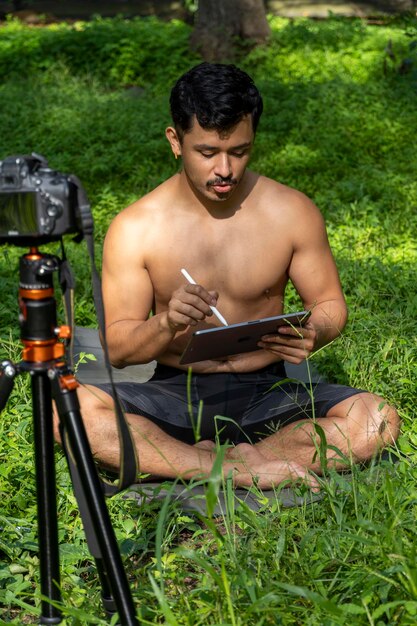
{"left": 258, "top": 322, "right": 317, "bottom": 363}
{"left": 257, "top": 340, "right": 310, "bottom": 364}
{"left": 167, "top": 284, "right": 219, "bottom": 330}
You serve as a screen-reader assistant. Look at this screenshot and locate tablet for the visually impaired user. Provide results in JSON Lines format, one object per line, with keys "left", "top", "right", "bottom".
{"left": 179, "top": 310, "right": 311, "bottom": 365}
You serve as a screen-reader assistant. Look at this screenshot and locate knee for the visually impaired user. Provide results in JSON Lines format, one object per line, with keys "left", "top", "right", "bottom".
{"left": 376, "top": 401, "right": 401, "bottom": 446}
{"left": 52, "top": 390, "right": 88, "bottom": 445}
{"left": 356, "top": 392, "right": 401, "bottom": 449}
{"left": 52, "top": 385, "right": 111, "bottom": 446}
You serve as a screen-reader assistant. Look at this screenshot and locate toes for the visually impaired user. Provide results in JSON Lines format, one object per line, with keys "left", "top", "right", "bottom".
{"left": 194, "top": 439, "right": 216, "bottom": 451}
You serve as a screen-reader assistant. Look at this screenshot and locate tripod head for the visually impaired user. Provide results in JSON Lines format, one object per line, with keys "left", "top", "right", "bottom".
{"left": 18, "top": 247, "right": 71, "bottom": 367}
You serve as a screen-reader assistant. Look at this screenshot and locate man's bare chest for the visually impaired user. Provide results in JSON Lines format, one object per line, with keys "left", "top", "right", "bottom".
{"left": 145, "top": 212, "right": 292, "bottom": 306}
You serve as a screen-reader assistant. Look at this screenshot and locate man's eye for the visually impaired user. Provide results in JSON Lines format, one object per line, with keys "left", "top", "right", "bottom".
{"left": 231, "top": 151, "right": 248, "bottom": 158}
{"left": 201, "top": 152, "right": 215, "bottom": 158}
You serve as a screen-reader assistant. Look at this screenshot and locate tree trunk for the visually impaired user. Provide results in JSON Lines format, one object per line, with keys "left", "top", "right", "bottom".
{"left": 191, "top": 0, "right": 271, "bottom": 62}
{"left": 381, "top": 0, "right": 416, "bottom": 10}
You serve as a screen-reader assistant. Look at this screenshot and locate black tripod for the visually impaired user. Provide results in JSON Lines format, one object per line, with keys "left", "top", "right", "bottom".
{"left": 0, "top": 248, "right": 139, "bottom": 625}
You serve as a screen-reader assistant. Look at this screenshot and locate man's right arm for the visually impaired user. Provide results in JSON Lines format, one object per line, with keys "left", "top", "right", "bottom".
{"left": 101, "top": 207, "right": 218, "bottom": 367}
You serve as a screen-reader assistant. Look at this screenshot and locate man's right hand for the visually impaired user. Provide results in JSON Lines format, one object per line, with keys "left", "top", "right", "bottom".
{"left": 166, "top": 283, "right": 219, "bottom": 331}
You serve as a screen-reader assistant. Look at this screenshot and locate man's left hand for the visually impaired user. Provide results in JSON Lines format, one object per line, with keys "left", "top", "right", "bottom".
{"left": 257, "top": 321, "right": 317, "bottom": 364}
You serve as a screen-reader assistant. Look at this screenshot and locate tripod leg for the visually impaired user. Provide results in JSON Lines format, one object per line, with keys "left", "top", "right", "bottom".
{"left": 52, "top": 373, "right": 138, "bottom": 626}
{"left": 60, "top": 425, "right": 117, "bottom": 618}
{"left": 32, "top": 372, "right": 62, "bottom": 625}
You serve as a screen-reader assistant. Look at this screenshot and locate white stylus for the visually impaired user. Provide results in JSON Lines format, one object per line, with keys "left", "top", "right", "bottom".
{"left": 181, "top": 268, "right": 229, "bottom": 326}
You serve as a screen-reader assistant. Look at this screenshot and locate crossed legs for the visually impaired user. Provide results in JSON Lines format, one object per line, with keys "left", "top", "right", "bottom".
{"left": 252, "top": 391, "right": 400, "bottom": 471}
{"left": 54, "top": 385, "right": 400, "bottom": 490}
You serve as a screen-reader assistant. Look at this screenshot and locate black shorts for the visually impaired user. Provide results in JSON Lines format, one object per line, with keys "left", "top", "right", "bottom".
{"left": 95, "top": 362, "right": 364, "bottom": 445}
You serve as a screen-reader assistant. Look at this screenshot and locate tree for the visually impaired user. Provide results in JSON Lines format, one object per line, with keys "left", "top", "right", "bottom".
{"left": 191, "top": 0, "right": 271, "bottom": 62}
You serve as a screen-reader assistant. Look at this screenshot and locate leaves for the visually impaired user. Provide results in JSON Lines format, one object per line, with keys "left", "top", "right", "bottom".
{"left": 0, "top": 12, "right": 416, "bottom": 625}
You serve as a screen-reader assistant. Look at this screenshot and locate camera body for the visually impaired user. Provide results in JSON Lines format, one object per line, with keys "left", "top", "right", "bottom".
{"left": 0, "top": 154, "right": 91, "bottom": 246}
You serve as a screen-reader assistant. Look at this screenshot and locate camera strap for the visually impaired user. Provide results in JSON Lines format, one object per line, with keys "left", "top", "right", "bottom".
{"left": 83, "top": 234, "right": 139, "bottom": 496}
{"left": 58, "top": 241, "right": 76, "bottom": 369}
{"left": 59, "top": 180, "right": 139, "bottom": 497}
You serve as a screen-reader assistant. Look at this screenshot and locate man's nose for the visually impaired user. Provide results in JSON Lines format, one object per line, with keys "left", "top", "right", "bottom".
{"left": 214, "top": 154, "right": 232, "bottom": 179}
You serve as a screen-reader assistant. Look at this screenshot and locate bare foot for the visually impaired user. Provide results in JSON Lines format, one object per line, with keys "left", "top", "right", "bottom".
{"left": 194, "top": 439, "right": 216, "bottom": 451}
{"left": 224, "top": 443, "right": 319, "bottom": 491}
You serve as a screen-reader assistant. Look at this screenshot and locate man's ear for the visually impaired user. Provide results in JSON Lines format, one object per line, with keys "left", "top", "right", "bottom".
{"left": 165, "top": 126, "right": 182, "bottom": 159}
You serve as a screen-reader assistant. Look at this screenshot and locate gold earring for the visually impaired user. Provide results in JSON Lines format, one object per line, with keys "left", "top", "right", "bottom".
{"left": 174, "top": 153, "right": 178, "bottom": 160}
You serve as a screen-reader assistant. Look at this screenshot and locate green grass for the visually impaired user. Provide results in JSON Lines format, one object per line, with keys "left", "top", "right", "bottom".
{"left": 0, "top": 12, "right": 417, "bottom": 625}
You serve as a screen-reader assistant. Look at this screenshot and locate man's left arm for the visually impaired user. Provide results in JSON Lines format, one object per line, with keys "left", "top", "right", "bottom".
{"left": 259, "top": 196, "right": 347, "bottom": 364}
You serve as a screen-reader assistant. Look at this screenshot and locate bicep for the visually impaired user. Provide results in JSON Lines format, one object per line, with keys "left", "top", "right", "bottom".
{"left": 102, "top": 219, "right": 154, "bottom": 329}
{"left": 288, "top": 208, "right": 344, "bottom": 308}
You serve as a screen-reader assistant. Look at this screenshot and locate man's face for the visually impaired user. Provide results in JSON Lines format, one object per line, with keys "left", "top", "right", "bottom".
{"left": 169, "top": 116, "right": 254, "bottom": 203}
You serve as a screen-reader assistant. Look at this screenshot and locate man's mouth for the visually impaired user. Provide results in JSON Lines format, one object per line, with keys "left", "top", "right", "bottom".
{"left": 208, "top": 178, "right": 237, "bottom": 194}
{"left": 212, "top": 183, "right": 234, "bottom": 193}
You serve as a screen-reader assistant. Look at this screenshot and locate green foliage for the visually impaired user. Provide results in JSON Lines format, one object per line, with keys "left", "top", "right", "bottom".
{"left": 241, "top": 16, "right": 417, "bottom": 422}
{"left": 0, "top": 16, "right": 198, "bottom": 87}
{"left": 0, "top": 12, "right": 416, "bottom": 625}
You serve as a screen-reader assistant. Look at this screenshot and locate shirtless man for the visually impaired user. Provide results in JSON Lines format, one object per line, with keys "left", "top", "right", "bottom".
{"left": 74, "top": 63, "right": 399, "bottom": 489}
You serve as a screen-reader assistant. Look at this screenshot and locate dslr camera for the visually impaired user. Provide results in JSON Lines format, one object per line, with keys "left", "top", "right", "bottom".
{"left": 0, "top": 153, "right": 93, "bottom": 246}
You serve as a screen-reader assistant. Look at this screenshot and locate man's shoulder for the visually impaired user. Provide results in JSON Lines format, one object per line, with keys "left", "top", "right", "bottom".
{"left": 109, "top": 176, "right": 177, "bottom": 230}
{"left": 253, "top": 174, "right": 322, "bottom": 220}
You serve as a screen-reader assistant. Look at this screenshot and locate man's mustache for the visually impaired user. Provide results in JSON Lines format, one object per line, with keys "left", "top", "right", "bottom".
{"left": 207, "top": 177, "right": 238, "bottom": 187}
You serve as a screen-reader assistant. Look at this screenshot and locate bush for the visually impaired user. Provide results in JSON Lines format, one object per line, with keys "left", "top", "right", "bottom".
{"left": 0, "top": 14, "right": 417, "bottom": 624}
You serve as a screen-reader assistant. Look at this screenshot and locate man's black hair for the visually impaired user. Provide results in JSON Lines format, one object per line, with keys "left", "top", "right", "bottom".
{"left": 170, "top": 62, "right": 263, "bottom": 138}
